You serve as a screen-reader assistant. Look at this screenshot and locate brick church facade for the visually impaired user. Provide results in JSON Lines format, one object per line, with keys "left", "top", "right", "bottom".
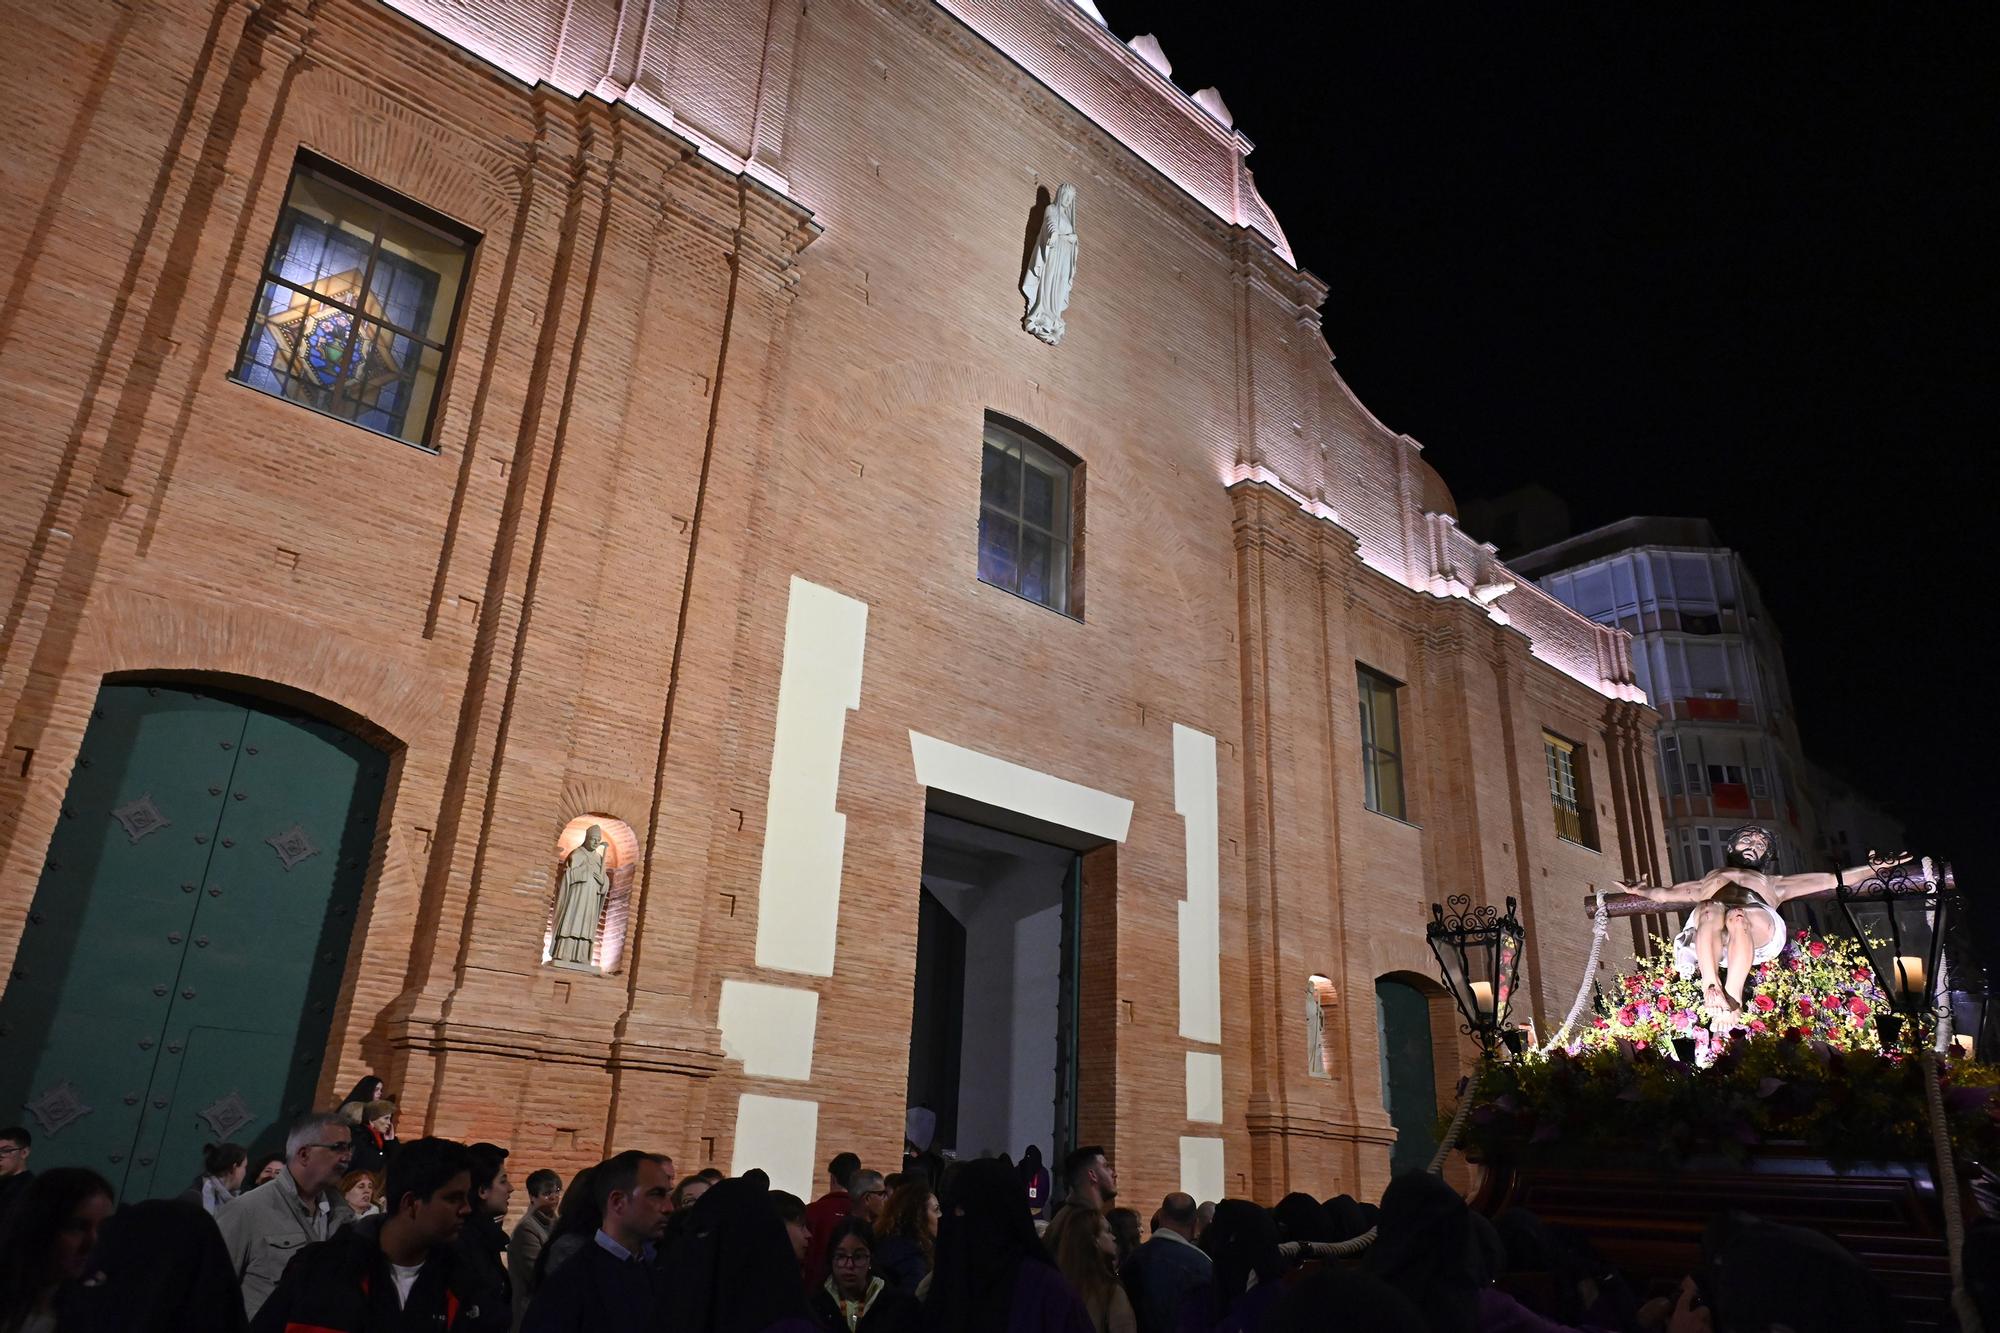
{"left": 0, "top": 0, "right": 1666, "bottom": 1207}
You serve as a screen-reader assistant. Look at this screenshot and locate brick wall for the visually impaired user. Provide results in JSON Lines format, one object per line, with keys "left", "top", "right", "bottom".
{"left": 0, "top": 0, "right": 1659, "bottom": 1210}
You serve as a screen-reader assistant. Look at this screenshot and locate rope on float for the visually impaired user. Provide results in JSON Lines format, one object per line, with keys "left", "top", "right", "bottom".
{"left": 1540, "top": 885, "right": 1611, "bottom": 1055}
{"left": 1927, "top": 1011, "right": 1983, "bottom": 1333}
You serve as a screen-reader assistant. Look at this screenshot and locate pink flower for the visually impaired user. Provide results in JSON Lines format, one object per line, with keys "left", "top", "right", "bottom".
{"left": 1754, "top": 994, "right": 1776, "bottom": 1012}
{"left": 1847, "top": 996, "right": 1870, "bottom": 1017}
{"left": 1798, "top": 998, "right": 1814, "bottom": 1016}
{"left": 1617, "top": 1005, "right": 1638, "bottom": 1026}
{"left": 1809, "top": 940, "right": 1828, "bottom": 958}
{"left": 1673, "top": 1009, "right": 1693, "bottom": 1030}
{"left": 1624, "top": 975, "right": 1643, "bottom": 994}
{"left": 1750, "top": 1020, "right": 1768, "bottom": 1034}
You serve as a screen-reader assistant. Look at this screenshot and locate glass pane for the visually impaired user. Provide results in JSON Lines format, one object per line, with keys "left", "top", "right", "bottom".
{"left": 981, "top": 443, "right": 1019, "bottom": 515}
{"left": 1022, "top": 457, "right": 1057, "bottom": 529}
{"left": 336, "top": 321, "right": 438, "bottom": 442}
{"left": 1047, "top": 539, "right": 1070, "bottom": 614}
{"left": 1020, "top": 527, "right": 1050, "bottom": 606}
{"left": 370, "top": 208, "right": 462, "bottom": 343}
{"left": 237, "top": 289, "right": 361, "bottom": 412}
{"left": 978, "top": 511, "right": 1019, "bottom": 591}
{"left": 1379, "top": 754, "right": 1405, "bottom": 820}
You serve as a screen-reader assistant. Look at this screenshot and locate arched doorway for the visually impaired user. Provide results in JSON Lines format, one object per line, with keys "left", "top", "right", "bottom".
{"left": 1375, "top": 974, "right": 1442, "bottom": 1179}
{"left": 0, "top": 681, "right": 389, "bottom": 1197}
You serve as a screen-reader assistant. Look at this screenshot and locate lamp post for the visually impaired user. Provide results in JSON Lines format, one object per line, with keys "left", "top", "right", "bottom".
{"left": 1947, "top": 976, "right": 1991, "bottom": 1062}
{"left": 1833, "top": 853, "right": 1983, "bottom": 1332}
{"left": 1833, "top": 855, "right": 1955, "bottom": 1047}
{"left": 1427, "top": 894, "right": 1527, "bottom": 1059}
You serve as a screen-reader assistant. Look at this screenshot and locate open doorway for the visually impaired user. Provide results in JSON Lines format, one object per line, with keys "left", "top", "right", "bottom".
{"left": 907, "top": 811, "right": 1080, "bottom": 1171}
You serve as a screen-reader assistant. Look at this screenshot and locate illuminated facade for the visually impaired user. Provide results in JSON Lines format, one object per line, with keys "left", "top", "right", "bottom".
{"left": 0, "top": 0, "right": 1665, "bottom": 1208}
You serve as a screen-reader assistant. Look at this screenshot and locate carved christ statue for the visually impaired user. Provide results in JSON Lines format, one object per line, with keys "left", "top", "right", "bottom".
{"left": 1021, "top": 183, "right": 1079, "bottom": 345}
{"left": 551, "top": 824, "right": 610, "bottom": 967}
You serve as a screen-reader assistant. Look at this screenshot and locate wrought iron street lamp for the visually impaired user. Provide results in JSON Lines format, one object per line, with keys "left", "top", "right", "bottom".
{"left": 1833, "top": 856, "right": 1956, "bottom": 1047}
{"left": 1948, "top": 976, "right": 1991, "bottom": 1061}
{"left": 1427, "top": 894, "right": 1526, "bottom": 1058}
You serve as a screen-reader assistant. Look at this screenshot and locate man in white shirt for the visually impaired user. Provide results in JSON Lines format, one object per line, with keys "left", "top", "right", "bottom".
{"left": 249, "top": 1135, "right": 507, "bottom": 1332}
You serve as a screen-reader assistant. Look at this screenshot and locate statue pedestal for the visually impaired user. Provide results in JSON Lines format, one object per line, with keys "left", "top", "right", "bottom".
{"left": 546, "top": 958, "right": 601, "bottom": 975}
{"left": 1473, "top": 1145, "right": 1953, "bottom": 1331}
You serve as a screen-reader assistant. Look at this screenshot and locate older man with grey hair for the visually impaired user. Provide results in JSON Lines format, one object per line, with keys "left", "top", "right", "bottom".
{"left": 217, "top": 1109, "right": 357, "bottom": 1318}
{"left": 847, "top": 1169, "right": 889, "bottom": 1227}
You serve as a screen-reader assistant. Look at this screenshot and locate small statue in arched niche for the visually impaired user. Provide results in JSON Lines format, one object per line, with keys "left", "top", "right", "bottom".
{"left": 550, "top": 823, "right": 610, "bottom": 968}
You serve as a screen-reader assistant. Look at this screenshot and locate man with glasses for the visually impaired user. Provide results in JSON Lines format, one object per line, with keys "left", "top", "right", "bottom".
{"left": 218, "top": 1109, "right": 357, "bottom": 1318}
{"left": 847, "top": 1169, "right": 889, "bottom": 1227}
{"left": 0, "top": 1125, "right": 31, "bottom": 1212}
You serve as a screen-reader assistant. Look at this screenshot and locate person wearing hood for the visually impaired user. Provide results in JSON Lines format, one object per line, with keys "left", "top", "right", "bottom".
{"left": 662, "top": 1173, "right": 819, "bottom": 1333}
{"left": 248, "top": 1136, "right": 505, "bottom": 1333}
{"left": 1017, "top": 1145, "right": 1052, "bottom": 1222}
{"left": 1197, "top": 1201, "right": 1285, "bottom": 1333}
{"left": 919, "top": 1157, "right": 1093, "bottom": 1333}
{"left": 62, "top": 1198, "right": 250, "bottom": 1333}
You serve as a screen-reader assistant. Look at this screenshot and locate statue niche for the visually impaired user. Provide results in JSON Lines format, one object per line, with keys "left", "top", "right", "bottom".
{"left": 550, "top": 822, "right": 613, "bottom": 970}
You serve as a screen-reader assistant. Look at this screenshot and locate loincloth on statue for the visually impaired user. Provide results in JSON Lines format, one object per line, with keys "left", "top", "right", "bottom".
{"left": 1673, "top": 888, "right": 1785, "bottom": 977}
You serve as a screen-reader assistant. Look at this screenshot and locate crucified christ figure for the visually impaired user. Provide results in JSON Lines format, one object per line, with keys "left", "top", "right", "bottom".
{"left": 1621, "top": 825, "right": 1907, "bottom": 1019}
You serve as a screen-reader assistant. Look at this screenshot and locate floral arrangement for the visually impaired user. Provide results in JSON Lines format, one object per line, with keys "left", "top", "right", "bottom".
{"left": 1456, "top": 1028, "right": 1999, "bottom": 1171}
{"left": 1450, "top": 926, "right": 1999, "bottom": 1170}
{"left": 1569, "top": 928, "right": 1887, "bottom": 1064}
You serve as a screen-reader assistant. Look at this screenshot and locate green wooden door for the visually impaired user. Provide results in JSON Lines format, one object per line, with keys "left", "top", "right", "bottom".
{"left": 0, "top": 683, "right": 386, "bottom": 1198}
{"left": 1375, "top": 977, "right": 1440, "bottom": 1180}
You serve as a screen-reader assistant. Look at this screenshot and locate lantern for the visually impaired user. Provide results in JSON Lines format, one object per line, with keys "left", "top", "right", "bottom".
{"left": 1427, "top": 894, "right": 1526, "bottom": 1057}
{"left": 1834, "top": 855, "right": 1955, "bottom": 1044}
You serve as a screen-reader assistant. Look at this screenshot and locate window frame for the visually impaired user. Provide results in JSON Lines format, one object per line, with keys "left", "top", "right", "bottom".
{"left": 1356, "top": 665, "right": 1407, "bottom": 822}
{"left": 228, "top": 150, "right": 479, "bottom": 452}
{"left": 1542, "top": 729, "right": 1599, "bottom": 850}
{"left": 976, "top": 414, "right": 1083, "bottom": 619}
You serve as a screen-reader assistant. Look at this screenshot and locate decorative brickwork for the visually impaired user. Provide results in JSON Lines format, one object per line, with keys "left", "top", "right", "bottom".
{"left": 0, "top": 0, "right": 1661, "bottom": 1210}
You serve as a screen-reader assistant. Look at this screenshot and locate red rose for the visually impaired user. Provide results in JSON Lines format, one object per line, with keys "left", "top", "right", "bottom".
{"left": 1755, "top": 994, "right": 1775, "bottom": 1012}
{"left": 1617, "top": 1005, "right": 1638, "bottom": 1026}
{"left": 1798, "top": 998, "right": 1814, "bottom": 1015}
{"left": 1624, "top": 975, "right": 1643, "bottom": 994}
{"left": 1749, "top": 1020, "right": 1767, "bottom": 1034}
{"left": 1847, "top": 996, "right": 1869, "bottom": 1017}
{"left": 1809, "top": 940, "right": 1828, "bottom": 958}
{"left": 1593, "top": 1017, "right": 1608, "bottom": 1028}
{"left": 1853, "top": 968, "right": 1871, "bottom": 982}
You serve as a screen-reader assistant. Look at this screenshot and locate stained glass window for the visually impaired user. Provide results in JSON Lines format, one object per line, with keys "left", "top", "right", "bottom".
{"left": 977, "top": 416, "right": 1079, "bottom": 616}
{"left": 231, "top": 156, "right": 475, "bottom": 447}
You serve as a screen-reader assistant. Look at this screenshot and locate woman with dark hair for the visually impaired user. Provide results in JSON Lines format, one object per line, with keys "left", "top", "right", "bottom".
{"left": 61, "top": 1198, "right": 249, "bottom": 1333}
{"left": 0, "top": 1166, "right": 115, "bottom": 1333}
{"left": 870, "top": 1182, "right": 938, "bottom": 1294}
{"left": 1042, "top": 1207, "right": 1135, "bottom": 1333}
{"left": 664, "top": 1174, "right": 818, "bottom": 1332}
{"left": 178, "top": 1142, "right": 248, "bottom": 1216}
{"left": 1104, "top": 1208, "right": 1142, "bottom": 1276}
{"left": 920, "top": 1157, "right": 1091, "bottom": 1333}
{"left": 1198, "top": 1200, "right": 1285, "bottom": 1333}
{"left": 534, "top": 1165, "right": 602, "bottom": 1286}
{"left": 248, "top": 1155, "right": 284, "bottom": 1188}
{"left": 334, "top": 1076, "right": 385, "bottom": 1123}
{"left": 772, "top": 1191, "right": 812, "bottom": 1277}
{"left": 807, "top": 1216, "right": 920, "bottom": 1332}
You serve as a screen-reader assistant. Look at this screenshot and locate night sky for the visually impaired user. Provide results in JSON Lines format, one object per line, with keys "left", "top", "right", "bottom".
{"left": 1097, "top": 3, "right": 1993, "bottom": 951}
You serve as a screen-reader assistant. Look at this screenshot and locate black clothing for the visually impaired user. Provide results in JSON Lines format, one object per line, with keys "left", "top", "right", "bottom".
{"left": 519, "top": 1237, "right": 666, "bottom": 1333}
{"left": 870, "top": 1234, "right": 927, "bottom": 1295}
{"left": 919, "top": 1157, "right": 1052, "bottom": 1333}
{"left": 1200, "top": 1200, "right": 1282, "bottom": 1324}
{"left": 62, "top": 1199, "right": 249, "bottom": 1333}
{"left": 453, "top": 1210, "right": 511, "bottom": 1324}
{"left": 348, "top": 1123, "right": 393, "bottom": 1175}
{"left": 664, "top": 1175, "right": 817, "bottom": 1333}
{"left": 1270, "top": 1193, "right": 1333, "bottom": 1247}
{"left": 247, "top": 1213, "right": 507, "bottom": 1333}
{"left": 1364, "top": 1172, "right": 1479, "bottom": 1333}
{"left": 808, "top": 1280, "right": 922, "bottom": 1333}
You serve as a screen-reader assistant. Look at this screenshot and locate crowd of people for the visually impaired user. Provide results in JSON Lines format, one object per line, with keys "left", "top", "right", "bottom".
{"left": 0, "top": 1091, "right": 1986, "bottom": 1333}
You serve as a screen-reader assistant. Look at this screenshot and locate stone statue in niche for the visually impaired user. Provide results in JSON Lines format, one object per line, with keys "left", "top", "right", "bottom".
{"left": 550, "top": 824, "right": 610, "bottom": 968}
{"left": 1021, "top": 183, "right": 1079, "bottom": 345}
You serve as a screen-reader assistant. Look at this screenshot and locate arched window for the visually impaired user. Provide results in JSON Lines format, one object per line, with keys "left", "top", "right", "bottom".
{"left": 978, "top": 415, "right": 1080, "bottom": 617}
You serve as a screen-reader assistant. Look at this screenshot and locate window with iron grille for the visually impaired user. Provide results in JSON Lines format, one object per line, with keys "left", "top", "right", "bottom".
{"left": 1543, "top": 731, "right": 1598, "bottom": 848}
{"left": 977, "top": 415, "right": 1080, "bottom": 616}
{"left": 231, "top": 154, "right": 476, "bottom": 448}
{"left": 1357, "top": 666, "right": 1406, "bottom": 821}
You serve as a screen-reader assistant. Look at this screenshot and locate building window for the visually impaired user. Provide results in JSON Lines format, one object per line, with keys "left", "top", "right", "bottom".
{"left": 1748, "top": 766, "right": 1769, "bottom": 799}
{"left": 978, "top": 416, "right": 1079, "bottom": 616}
{"left": 1660, "top": 735, "right": 1683, "bottom": 796}
{"left": 1696, "top": 826, "right": 1715, "bottom": 873}
{"left": 1686, "top": 763, "right": 1704, "bottom": 794}
{"left": 1543, "top": 732, "right": 1598, "bottom": 848}
{"left": 232, "top": 154, "right": 475, "bottom": 448}
{"left": 1357, "top": 666, "right": 1406, "bottom": 820}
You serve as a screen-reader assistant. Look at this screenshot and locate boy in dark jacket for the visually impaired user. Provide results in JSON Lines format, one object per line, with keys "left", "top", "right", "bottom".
{"left": 250, "top": 1136, "right": 506, "bottom": 1333}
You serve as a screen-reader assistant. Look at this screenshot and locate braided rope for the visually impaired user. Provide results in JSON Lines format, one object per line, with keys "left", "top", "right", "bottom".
{"left": 1924, "top": 1014, "right": 1983, "bottom": 1333}
{"left": 1540, "top": 886, "right": 1611, "bottom": 1055}
{"left": 1278, "top": 1061, "right": 1485, "bottom": 1261}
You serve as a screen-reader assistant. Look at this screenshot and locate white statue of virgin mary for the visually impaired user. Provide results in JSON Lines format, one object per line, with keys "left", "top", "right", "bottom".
{"left": 1021, "top": 183, "right": 1079, "bottom": 345}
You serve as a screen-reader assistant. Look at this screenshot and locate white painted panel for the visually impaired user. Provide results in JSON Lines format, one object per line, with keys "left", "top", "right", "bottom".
{"left": 732, "top": 1093, "right": 819, "bottom": 1200}
{"left": 1186, "top": 1050, "right": 1223, "bottom": 1124}
{"left": 717, "top": 979, "right": 820, "bottom": 1081}
{"left": 1174, "top": 724, "right": 1221, "bottom": 1043}
{"left": 755, "top": 577, "right": 868, "bottom": 977}
{"left": 909, "top": 732, "right": 1134, "bottom": 843}
{"left": 1180, "top": 1135, "right": 1225, "bottom": 1203}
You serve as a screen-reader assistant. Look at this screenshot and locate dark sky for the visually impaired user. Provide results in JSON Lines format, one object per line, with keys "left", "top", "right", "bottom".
{"left": 1098, "top": 3, "right": 1994, "bottom": 948}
